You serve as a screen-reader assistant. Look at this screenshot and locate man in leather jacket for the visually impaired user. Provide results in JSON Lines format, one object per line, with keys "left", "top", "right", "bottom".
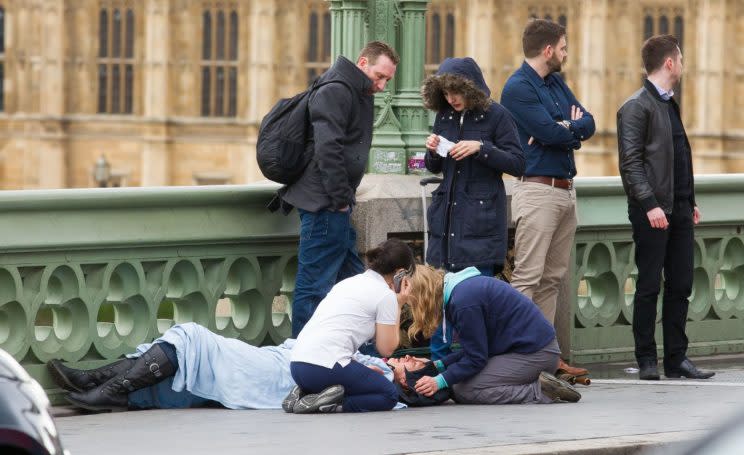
{"left": 617, "top": 34, "right": 714, "bottom": 381}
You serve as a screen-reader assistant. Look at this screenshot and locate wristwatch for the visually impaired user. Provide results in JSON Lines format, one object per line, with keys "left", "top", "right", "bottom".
{"left": 559, "top": 120, "right": 571, "bottom": 129}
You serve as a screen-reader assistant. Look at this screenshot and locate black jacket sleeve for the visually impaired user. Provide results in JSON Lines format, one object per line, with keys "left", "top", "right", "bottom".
{"left": 308, "top": 83, "right": 355, "bottom": 210}
{"left": 617, "top": 100, "right": 659, "bottom": 211}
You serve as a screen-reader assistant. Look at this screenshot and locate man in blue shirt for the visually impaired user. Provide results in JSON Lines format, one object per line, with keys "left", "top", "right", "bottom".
{"left": 501, "top": 19, "right": 595, "bottom": 377}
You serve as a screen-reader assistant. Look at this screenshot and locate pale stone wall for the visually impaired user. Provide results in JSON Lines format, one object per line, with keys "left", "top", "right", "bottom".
{"left": 0, "top": 0, "right": 741, "bottom": 189}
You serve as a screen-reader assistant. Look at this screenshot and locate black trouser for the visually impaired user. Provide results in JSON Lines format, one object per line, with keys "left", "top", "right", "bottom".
{"left": 628, "top": 199, "right": 694, "bottom": 368}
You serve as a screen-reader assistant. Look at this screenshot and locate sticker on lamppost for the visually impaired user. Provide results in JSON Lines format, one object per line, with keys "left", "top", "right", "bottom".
{"left": 369, "top": 148, "right": 406, "bottom": 174}
{"left": 407, "top": 152, "right": 426, "bottom": 174}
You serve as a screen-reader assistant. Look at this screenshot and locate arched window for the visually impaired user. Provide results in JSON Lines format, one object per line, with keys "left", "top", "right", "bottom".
{"left": 305, "top": 2, "right": 332, "bottom": 85}
{"left": 202, "top": 12, "right": 212, "bottom": 59}
{"left": 430, "top": 13, "right": 441, "bottom": 63}
{"left": 426, "top": 2, "right": 456, "bottom": 76}
{"left": 658, "top": 15, "right": 669, "bottom": 35}
{"left": 0, "top": 7, "right": 4, "bottom": 53}
{"left": 0, "top": 7, "right": 5, "bottom": 111}
{"left": 445, "top": 13, "right": 455, "bottom": 59}
{"left": 112, "top": 9, "right": 121, "bottom": 58}
{"left": 125, "top": 9, "right": 134, "bottom": 58}
{"left": 201, "top": 6, "right": 239, "bottom": 117}
{"left": 674, "top": 16, "right": 684, "bottom": 47}
{"left": 644, "top": 15, "right": 654, "bottom": 41}
{"left": 99, "top": 10, "right": 108, "bottom": 57}
{"left": 216, "top": 11, "right": 225, "bottom": 60}
{"left": 97, "top": 4, "right": 135, "bottom": 114}
{"left": 229, "top": 11, "right": 238, "bottom": 60}
{"left": 307, "top": 12, "right": 318, "bottom": 62}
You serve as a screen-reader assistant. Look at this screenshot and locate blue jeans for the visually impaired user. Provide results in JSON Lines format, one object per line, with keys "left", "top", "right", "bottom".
{"left": 291, "top": 209, "right": 365, "bottom": 337}
{"left": 290, "top": 360, "right": 398, "bottom": 412}
{"left": 128, "top": 342, "right": 220, "bottom": 409}
{"left": 429, "top": 264, "right": 495, "bottom": 360}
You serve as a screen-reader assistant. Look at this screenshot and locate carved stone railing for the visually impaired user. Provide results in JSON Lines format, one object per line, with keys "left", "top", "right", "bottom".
{"left": 566, "top": 175, "right": 744, "bottom": 363}
{"left": 0, "top": 185, "right": 298, "bottom": 402}
{"left": 3, "top": 176, "right": 743, "bottom": 402}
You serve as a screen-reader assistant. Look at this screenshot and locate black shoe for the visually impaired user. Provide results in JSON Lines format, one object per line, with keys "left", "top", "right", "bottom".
{"left": 638, "top": 360, "right": 660, "bottom": 380}
{"left": 539, "top": 372, "right": 581, "bottom": 403}
{"left": 282, "top": 385, "right": 305, "bottom": 413}
{"left": 47, "top": 358, "right": 135, "bottom": 393}
{"left": 665, "top": 358, "right": 715, "bottom": 379}
{"left": 293, "top": 385, "right": 344, "bottom": 414}
{"left": 65, "top": 344, "right": 176, "bottom": 412}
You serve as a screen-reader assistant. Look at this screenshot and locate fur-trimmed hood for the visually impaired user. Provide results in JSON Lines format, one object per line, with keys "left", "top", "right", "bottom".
{"left": 421, "top": 57, "right": 492, "bottom": 112}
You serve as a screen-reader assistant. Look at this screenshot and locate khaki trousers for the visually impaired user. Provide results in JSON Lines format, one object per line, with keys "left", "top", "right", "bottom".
{"left": 510, "top": 180, "right": 577, "bottom": 324}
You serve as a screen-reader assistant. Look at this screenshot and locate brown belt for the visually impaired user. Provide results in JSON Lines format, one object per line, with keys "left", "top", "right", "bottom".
{"left": 520, "top": 176, "right": 573, "bottom": 190}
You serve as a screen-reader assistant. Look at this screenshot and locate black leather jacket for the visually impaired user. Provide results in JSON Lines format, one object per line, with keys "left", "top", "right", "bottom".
{"left": 616, "top": 79, "right": 695, "bottom": 214}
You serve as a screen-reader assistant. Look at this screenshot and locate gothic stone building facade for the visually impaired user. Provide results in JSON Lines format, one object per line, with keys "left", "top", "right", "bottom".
{"left": 0, "top": 0, "right": 741, "bottom": 189}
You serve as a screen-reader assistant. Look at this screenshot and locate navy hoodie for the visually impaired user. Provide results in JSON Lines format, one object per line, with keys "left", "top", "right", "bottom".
{"left": 441, "top": 276, "right": 556, "bottom": 386}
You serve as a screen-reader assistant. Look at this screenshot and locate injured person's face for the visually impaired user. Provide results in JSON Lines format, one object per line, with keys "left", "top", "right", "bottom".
{"left": 387, "top": 355, "right": 428, "bottom": 389}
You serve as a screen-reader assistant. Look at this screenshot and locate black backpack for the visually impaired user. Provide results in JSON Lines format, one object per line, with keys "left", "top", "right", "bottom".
{"left": 256, "top": 79, "right": 352, "bottom": 185}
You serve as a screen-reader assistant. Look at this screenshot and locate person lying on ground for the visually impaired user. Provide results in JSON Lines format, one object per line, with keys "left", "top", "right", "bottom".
{"left": 47, "top": 322, "right": 447, "bottom": 412}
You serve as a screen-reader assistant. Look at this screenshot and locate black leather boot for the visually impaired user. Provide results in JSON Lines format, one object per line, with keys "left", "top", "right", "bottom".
{"left": 65, "top": 344, "right": 177, "bottom": 412}
{"left": 47, "top": 358, "right": 135, "bottom": 393}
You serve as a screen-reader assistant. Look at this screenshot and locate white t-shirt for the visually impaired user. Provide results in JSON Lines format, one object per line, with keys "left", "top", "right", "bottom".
{"left": 291, "top": 270, "right": 399, "bottom": 368}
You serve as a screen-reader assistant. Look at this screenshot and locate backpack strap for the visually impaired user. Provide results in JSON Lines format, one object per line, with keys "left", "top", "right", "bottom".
{"left": 308, "top": 79, "right": 354, "bottom": 99}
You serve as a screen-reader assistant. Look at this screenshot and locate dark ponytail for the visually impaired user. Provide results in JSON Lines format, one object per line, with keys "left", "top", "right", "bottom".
{"left": 366, "top": 238, "right": 416, "bottom": 276}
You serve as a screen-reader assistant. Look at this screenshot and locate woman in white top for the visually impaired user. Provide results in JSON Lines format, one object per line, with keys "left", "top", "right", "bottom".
{"left": 286, "top": 238, "right": 415, "bottom": 413}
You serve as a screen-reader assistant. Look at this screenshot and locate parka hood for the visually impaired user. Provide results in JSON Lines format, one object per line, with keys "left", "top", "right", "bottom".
{"left": 421, "top": 57, "right": 492, "bottom": 112}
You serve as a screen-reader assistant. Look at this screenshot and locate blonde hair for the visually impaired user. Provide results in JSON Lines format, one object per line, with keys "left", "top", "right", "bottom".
{"left": 407, "top": 265, "right": 445, "bottom": 340}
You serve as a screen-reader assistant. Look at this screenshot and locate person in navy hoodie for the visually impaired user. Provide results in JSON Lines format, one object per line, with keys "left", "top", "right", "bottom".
{"left": 421, "top": 57, "right": 525, "bottom": 359}
{"left": 406, "top": 265, "right": 580, "bottom": 404}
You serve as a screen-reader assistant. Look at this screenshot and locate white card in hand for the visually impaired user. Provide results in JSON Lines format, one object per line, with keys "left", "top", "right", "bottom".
{"left": 436, "top": 135, "right": 455, "bottom": 157}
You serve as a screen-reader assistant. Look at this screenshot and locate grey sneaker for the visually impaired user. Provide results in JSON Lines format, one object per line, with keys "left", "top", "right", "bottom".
{"left": 539, "top": 372, "right": 581, "bottom": 403}
{"left": 282, "top": 385, "right": 305, "bottom": 413}
{"left": 293, "top": 385, "right": 345, "bottom": 414}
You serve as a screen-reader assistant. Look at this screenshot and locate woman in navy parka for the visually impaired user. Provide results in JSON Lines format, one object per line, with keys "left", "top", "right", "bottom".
{"left": 422, "top": 57, "right": 524, "bottom": 276}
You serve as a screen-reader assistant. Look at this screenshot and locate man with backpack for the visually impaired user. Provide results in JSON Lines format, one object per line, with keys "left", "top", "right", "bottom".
{"left": 277, "top": 41, "right": 399, "bottom": 337}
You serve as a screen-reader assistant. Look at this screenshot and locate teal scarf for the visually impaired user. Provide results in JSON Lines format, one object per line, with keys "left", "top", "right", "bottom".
{"left": 441, "top": 267, "right": 481, "bottom": 342}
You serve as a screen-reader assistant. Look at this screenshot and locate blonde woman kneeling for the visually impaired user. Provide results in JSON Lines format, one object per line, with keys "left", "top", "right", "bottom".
{"left": 408, "top": 265, "right": 580, "bottom": 404}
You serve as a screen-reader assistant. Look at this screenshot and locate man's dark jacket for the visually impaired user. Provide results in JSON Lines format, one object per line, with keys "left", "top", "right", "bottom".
{"left": 617, "top": 79, "right": 695, "bottom": 213}
{"left": 280, "top": 56, "right": 374, "bottom": 212}
{"left": 423, "top": 57, "right": 525, "bottom": 270}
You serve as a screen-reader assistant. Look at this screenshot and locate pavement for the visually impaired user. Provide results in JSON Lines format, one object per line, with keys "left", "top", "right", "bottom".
{"left": 52, "top": 355, "right": 744, "bottom": 455}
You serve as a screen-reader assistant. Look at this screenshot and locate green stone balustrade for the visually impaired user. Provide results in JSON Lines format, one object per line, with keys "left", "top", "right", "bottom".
{"left": 2, "top": 176, "right": 744, "bottom": 403}
{"left": 568, "top": 175, "right": 744, "bottom": 364}
{"left": 0, "top": 185, "right": 299, "bottom": 403}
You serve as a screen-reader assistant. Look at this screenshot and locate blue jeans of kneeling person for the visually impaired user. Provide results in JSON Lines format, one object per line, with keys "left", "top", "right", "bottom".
{"left": 290, "top": 361, "right": 398, "bottom": 412}
{"left": 291, "top": 209, "right": 365, "bottom": 337}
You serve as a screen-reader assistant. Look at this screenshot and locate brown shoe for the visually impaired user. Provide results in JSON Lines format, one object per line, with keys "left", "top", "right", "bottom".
{"left": 557, "top": 358, "right": 588, "bottom": 377}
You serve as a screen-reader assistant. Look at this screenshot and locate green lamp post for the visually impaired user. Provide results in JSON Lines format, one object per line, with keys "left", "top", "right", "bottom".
{"left": 327, "top": 0, "right": 431, "bottom": 175}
